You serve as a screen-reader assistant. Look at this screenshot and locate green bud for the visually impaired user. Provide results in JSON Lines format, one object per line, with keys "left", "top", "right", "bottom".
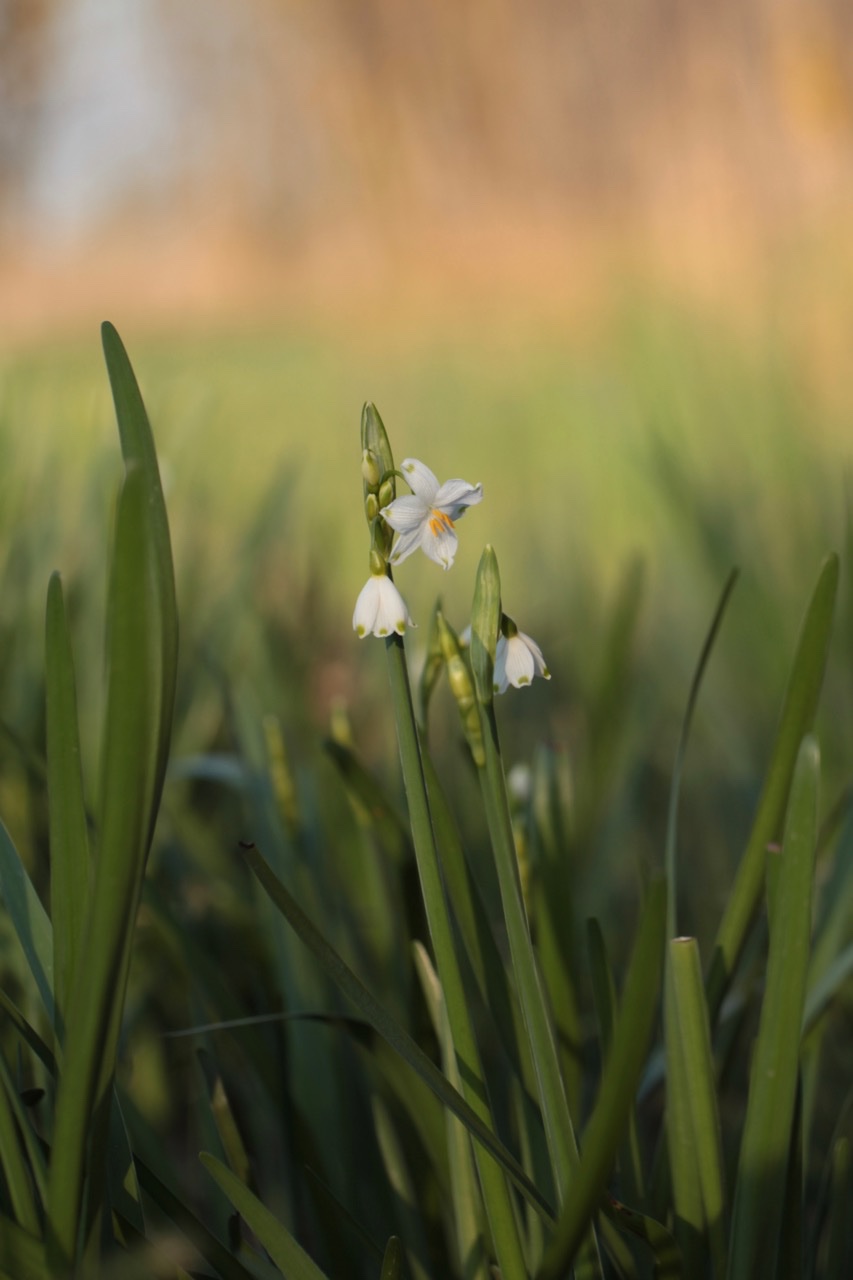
{"left": 470, "top": 545, "right": 502, "bottom": 704}
{"left": 418, "top": 601, "right": 445, "bottom": 729}
{"left": 361, "top": 448, "right": 382, "bottom": 490}
{"left": 378, "top": 478, "right": 394, "bottom": 510}
{"left": 365, "top": 492, "right": 379, "bottom": 521}
{"left": 361, "top": 403, "right": 396, "bottom": 504}
{"left": 437, "top": 613, "right": 485, "bottom": 767}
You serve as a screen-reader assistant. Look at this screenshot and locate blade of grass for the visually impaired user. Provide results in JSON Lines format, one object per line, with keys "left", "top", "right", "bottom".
{"left": 824, "top": 1138, "right": 852, "bottom": 1280}
{"left": 0, "top": 819, "right": 54, "bottom": 1026}
{"left": 414, "top": 942, "right": 490, "bottom": 1280}
{"left": 537, "top": 877, "right": 667, "bottom": 1280}
{"left": 587, "top": 919, "right": 644, "bottom": 1207}
{"left": 0, "top": 1051, "right": 40, "bottom": 1234}
{"left": 665, "top": 568, "right": 739, "bottom": 940}
{"left": 706, "top": 556, "right": 836, "bottom": 1021}
{"left": 600, "top": 1198, "right": 683, "bottom": 1279}
{"left": 667, "top": 938, "right": 727, "bottom": 1277}
{"left": 100, "top": 321, "right": 178, "bottom": 823}
{"left": 47, "top": 464, "right": 170, "bottom": 1271}
{"left": 242, "top": 841, "right": 554, "bottom": 1226}
{"left": 133, "top": 1156, "right": 258, "bottom": 1280}
{"left": 380, "top": 1236, "right": 404, "bottom": 1280}
{"left": 201, "top": 1151, "right": 330, "bottom": 1280}
{"left": 0, "top": 1213, "right": 49, "bottom": 1280}
{"left": 45, "top": 570, "right": 91, "bottom": 1039}
{"left": 727, "top": 734, "right": 819, "bottom": 1280}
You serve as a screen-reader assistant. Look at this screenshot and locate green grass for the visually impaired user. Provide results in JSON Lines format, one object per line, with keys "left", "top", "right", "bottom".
{"left": 0, "top": 298, "right": 852, "bottom": 1277}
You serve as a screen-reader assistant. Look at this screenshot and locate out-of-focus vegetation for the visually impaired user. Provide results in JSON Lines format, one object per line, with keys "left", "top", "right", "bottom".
{"left": 0, "top": 322, "right": 851, "bottom": 1278}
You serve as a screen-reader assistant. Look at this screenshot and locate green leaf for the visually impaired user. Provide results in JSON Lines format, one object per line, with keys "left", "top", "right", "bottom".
{"left": 201, "top": 1151, "right": 330, "bottom": 1279}
{"left": 379, "top": 1236, "right": 405, "bottom": 1280}
{"left": 47, "top": 464, "right": 170, "bottom": 1270}
{"left": 667, "top": 938, "right": 727, "bottom": 1277}
{"left": 601, "top": 1199, "right": 683, "bottom": 1279}
{"left": 45, "top": 570, "right": 91, "bottom": 1036}
{"left": 242, "top": 841, "right": 554, "bottom": 1227}
{"left": 414, "top": 943, "right": 489, "bottom": 1280}
{"left": 0, "top": 1213, "right": 49, "bottom": 1280}
{"left": 665, "top": 568, "right": 739, "bottom": 940}
{"left": 537, "top": 877, "right": 666, "bottom": 1279}
{"left": 101, "top": 320, "right": 178, "bottom": 821}
{"left": 824, "top": 1137, "right": 852, "bottom": 1280}
{"left": 0, "top": 819, "right": 54, "bottom": 1026}
{"left": 728, "top": 735, "right": 820, "bottom": 1280}
{"left": 0, "top": 1049, "right": 41, "bottom": 1234}
{"left": 134, "top": 1156, "right": 258, "bottom": 1280}
{"left": 706, "top": 556, "right": 836, "bottom": 1020}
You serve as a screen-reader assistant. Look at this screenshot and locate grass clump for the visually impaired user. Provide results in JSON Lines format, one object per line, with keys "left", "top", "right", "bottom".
{"left": 0, "top": 324, "right": 851, "bottom": 1278}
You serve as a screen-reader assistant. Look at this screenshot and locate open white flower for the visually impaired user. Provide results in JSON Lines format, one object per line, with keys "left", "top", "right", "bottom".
{"left": 381, "top": 458, "right": 483, "bottom": 570}
{"left": 353, "top": 574, "right": 414, "bottom": 638}
{"left": 493, "top": 629, "right": 551, "bottom": 693}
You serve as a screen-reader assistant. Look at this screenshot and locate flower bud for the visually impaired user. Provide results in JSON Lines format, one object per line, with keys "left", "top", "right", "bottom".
{"left": 361, "top": 403, "right": 396, "bottom": 504}
{"left": 470, "top": 545, "right": 501, "bottom": 705}
{"left": 365, "top": 493, "right": 379, "bottom": 521}
{"left": 437, "top": 613, "right": 485, "bottom": 766}
{"left": 378, "top": 478, "right": 395, "bottom": 510}
{"left": 361, "top": 448, "right": 382, "bottom": 490}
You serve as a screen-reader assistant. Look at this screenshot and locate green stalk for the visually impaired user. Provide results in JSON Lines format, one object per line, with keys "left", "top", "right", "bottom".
{"left": 384, "top": 632, "right": 529, "bottom": 1278}
{"left": 471, "top": 548, "right": 579, "bottom": 1206}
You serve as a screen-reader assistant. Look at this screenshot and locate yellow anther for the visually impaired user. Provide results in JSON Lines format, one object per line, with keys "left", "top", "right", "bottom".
{"left": 428, "top": 509, "right": 454, "bottom": 537}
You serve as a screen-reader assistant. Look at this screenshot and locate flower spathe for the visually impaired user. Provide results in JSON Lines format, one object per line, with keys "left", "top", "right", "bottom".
{"left": 493, "top": 628, "right": 551, "bottom": 693}
{"left": 381, "top": 458, "right": 483, "bottom": 570}
{"left": 353, "top": 573, "right": 414, "bottom": 639}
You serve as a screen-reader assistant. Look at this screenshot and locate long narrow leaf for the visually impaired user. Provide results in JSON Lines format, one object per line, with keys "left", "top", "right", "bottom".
{"left": 201, "top": 1151, "right": 330, "bottom": 1280}
{"left": 706, "top": 557, "right": 836, "bottom": 1020}
{"left": 242, "top": 840, "right": 554, "bottom": 1225}
{"left": 728, "top": 735, "right": 820, "bottom": 1280}
{"left": 101, "top": 320, "right": 178, "bottom": 822}
{"left": 667, "top": 938, "right": 727, "bottom": 1277}
{"left": 45, "top": 570, "right": 91, "bottom": 1036}
{"left": 538, "top": 878, "right": 667, "bottom": 1279}
{"left": 47, "top": 465, "right": 166, "bottom": 1270}
{"left": 0, "top": 819, "right": 54, "bottom": 1025}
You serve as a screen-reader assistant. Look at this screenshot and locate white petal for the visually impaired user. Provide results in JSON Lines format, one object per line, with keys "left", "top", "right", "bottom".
{"left": 503, "top": 634, "right": 536, "bottom": 688}
{"left": 381, "top": 494, "right": 429, "bottom": 533}
{"left": 353, "top": 578, "right": 381, "bottom": 637}
{"left": 400, "top": 458, "right": 440, "bottom": 503}
{"left": 419, "top": 515, "right": 459, "bottom": 569}
{"left": 373, "top": 577, "right": 412, "bottom": 636}
{"left": 518, "top": 631, "right": 550, "bottom": 679}
{"left": 434, "top": 479, "right": 483, "bottom": 516}
{"left": 493, "top": 635, "right": 510, "bottom": 693}
{"left": 388, "top": 525, "right": 425, "bottom": 565}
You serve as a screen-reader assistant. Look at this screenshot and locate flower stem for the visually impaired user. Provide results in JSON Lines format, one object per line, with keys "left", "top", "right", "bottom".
{"left": 384, "top": 633, "right": 529, "bottom": 1279}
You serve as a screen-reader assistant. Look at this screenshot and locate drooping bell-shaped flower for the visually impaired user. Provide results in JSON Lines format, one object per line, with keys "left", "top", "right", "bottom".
{"left": 353, "top": 573, "right": 414, "bottom": 639}
{"left": 493, "top": 621, "right": 551, "bottom": 693}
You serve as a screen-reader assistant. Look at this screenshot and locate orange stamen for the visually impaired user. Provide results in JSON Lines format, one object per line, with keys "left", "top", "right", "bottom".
{"left": 428, "top": 508, "right": 454, "bottom": 537}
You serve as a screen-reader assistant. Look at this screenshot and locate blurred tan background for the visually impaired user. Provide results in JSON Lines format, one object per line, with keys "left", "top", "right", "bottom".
{"left": 3, "top": 0, "right": 853, "bottom": 349}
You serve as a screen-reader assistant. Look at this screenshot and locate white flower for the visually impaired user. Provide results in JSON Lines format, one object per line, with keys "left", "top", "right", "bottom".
{"left": 381, "top": 458, "right": 483, "bottom": 570}
{"left": 353, "top": 574, "right": 414, "bottom": 638}
{"left": 493, "top": 630, "right": 551, "bottom": 693}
